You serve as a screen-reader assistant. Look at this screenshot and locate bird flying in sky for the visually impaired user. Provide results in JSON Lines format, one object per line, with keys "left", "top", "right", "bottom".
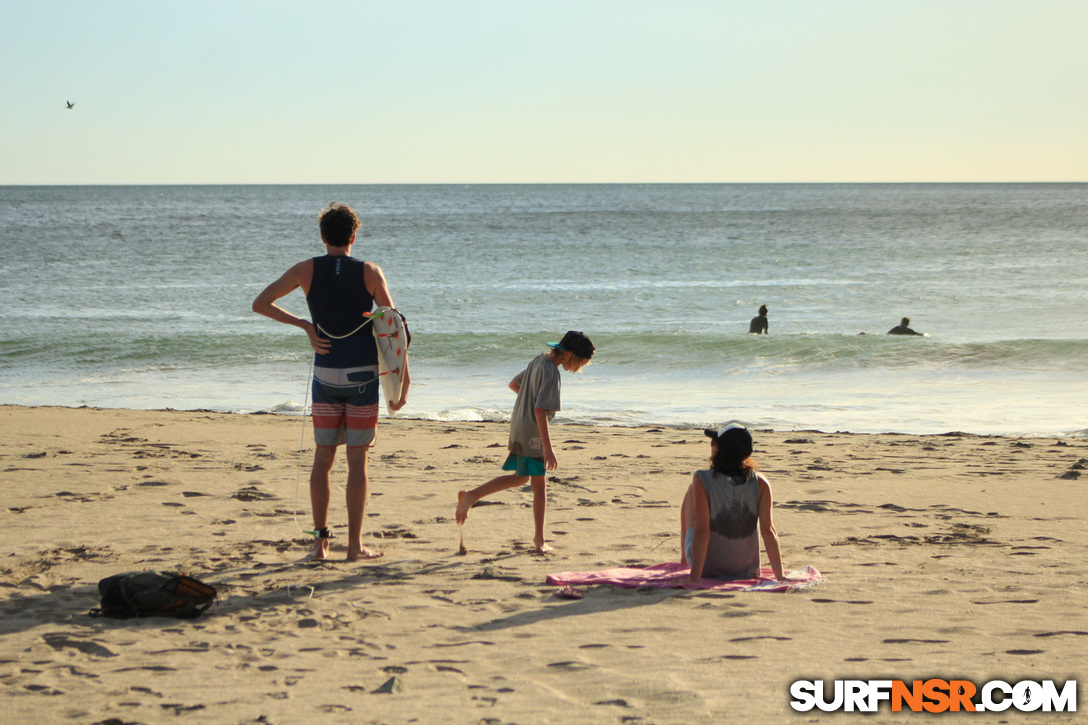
{"left": 66, "top": 101, "right": 75, "bottom": 109}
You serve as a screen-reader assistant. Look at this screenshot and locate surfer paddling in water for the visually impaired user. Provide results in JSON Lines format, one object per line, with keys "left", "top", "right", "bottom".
{"left": 887, "top": 316, "right": 925, "bottom": 336}
{"left": 748, "top": 304, "right": 769, "bottom": 334}
{"left": 456, "top": 331, "right": 595, "bottom": 554}
{"left": 253, "top": 202, "right": 409, "bottom": 561}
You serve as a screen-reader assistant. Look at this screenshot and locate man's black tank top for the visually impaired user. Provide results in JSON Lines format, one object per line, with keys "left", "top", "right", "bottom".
{"left": 306, "top": 255, "right": 378, "bottom": 369}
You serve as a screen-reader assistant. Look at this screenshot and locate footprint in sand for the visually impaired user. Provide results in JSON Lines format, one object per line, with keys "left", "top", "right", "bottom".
{"left": 232, "top": 486, "right": 277, "bottom": 502}
{"left": 42, "top": 634, "right": 116, "bottom": 658}
{"left": 23, "top": 684, "right": 64, "bottom": 695}
{"left": 129, "top": 685, "right": 162, "bottom": 696}
{"left": 546, "top": 661, "right": 595, "bottom": 670}
{"left": 471, "top": 566, "right": 521, "bottom": 582}
{"left": 371, "top": 527, "right": 419, "bottom": 540}
{"left": 435, "top": 664, "right": 464, "bottom": 674}
{"left": 161, "top": 702, "right": 207, "bottom": 715}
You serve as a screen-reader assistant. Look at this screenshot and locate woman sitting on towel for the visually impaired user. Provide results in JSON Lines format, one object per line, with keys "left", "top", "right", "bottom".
{"left": 679, "top": 424, "right": 784, "bottom": 582}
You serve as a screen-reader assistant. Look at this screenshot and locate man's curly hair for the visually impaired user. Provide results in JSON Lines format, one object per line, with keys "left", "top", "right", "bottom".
{"left": 318, "top": 202, "right": 361, "bottom": 247}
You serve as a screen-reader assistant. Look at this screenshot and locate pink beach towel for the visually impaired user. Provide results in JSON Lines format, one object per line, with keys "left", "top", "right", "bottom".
{"left": 547, "top": 562, "right": 821, "bottom": 593}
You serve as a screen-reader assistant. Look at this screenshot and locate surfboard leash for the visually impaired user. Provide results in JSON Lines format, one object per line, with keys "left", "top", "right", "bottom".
{"left": 294, "top": 356, "right": 316, "bottom": 537}
{"left": 314, "top": 307, "right": 402, "bottom": 340}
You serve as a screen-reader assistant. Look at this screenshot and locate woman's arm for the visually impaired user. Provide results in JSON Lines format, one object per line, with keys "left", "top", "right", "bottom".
{"left": 687, "top": 475, "right": 711, "bottom": 582}
{"left": 679, "top": 482, "right": 693, "bottom": 565}
{"left": 758, "top": 475, "right": 784, "bottom": 580}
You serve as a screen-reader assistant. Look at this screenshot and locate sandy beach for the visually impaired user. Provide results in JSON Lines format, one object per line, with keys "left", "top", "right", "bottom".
{"left": 1, "top": 405, "right": 1085, "bottom": 723}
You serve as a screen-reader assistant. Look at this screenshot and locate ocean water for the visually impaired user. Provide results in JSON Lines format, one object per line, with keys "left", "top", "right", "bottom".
{"left": 1, "top": 183, "right": 1086, "bottom": 437}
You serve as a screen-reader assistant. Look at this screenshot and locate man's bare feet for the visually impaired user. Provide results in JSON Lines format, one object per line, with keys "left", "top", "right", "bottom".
{"left": 310, "top": 537, "right": 331, "bottom": 560}
{"left": 346, "top": 544, "right": 385, "bottom": 562}
{"left": 455, "top": 490, "right": 472, "bottom": 525}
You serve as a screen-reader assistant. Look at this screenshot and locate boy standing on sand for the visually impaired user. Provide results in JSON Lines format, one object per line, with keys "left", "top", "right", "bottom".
{"left": 252, "top": 202, "right": 409, "bottom": 562}
{"left": 456, "top": 331, "right": 595, "bottom": 553}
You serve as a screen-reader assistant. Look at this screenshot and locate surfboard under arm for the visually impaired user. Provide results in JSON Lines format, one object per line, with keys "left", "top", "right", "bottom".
{"left": 368, "top": 307, "right": 408, "bottom": 415}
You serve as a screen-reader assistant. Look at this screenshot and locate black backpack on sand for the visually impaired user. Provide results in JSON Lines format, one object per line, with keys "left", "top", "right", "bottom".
{"left": 92, "top": 571, "right": 217, "bottom": 619}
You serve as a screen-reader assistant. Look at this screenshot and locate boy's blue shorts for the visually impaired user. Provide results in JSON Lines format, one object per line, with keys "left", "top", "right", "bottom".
{"left": 502, "top": 453, "right": 546, "bottom": 477}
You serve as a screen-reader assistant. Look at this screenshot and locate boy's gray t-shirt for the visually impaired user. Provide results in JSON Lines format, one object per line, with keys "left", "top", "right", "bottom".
{"left": 508, "top": 353, "right": 561, "bottom": 459}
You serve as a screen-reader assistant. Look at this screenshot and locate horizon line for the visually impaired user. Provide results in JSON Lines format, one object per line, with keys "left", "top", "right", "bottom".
{"left": 3, "top": 180, "right": 1086, "bottom": 188}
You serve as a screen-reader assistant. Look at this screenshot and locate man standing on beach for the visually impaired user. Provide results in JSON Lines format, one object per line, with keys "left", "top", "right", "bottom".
{"left": 252, "top": 202, "right": 408, "bottom": 561}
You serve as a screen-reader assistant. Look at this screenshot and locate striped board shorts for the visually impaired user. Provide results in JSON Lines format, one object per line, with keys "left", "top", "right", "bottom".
{"left": 311, "top": 365, "right": 380, "bottom": 448}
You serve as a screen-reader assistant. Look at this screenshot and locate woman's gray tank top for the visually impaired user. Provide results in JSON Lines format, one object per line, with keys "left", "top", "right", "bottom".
{"left": 696, "top": 469, "right": 761, "bottom": 579}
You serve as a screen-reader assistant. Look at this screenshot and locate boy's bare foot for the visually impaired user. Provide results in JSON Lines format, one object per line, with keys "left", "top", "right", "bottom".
{"left": 455, "top": 490, "right": 472, "bottom": 525}
{"left": 534, "top": 539, "right": 554, "bottom": 554}
{"left": 346, "top": 544, "right": 385, "bottom": 562}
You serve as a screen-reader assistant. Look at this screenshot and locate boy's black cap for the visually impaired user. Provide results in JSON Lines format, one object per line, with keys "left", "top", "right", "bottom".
{"left": 704, "top": 424, "right": 753, "bottom": 458}
{"left": 547, "top": 330, "right": 595, "bottom": 359}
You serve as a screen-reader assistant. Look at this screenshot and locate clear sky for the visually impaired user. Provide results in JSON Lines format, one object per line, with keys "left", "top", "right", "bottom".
{"left": 2, "top": 0, "right": 1086, "bottom": 184}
